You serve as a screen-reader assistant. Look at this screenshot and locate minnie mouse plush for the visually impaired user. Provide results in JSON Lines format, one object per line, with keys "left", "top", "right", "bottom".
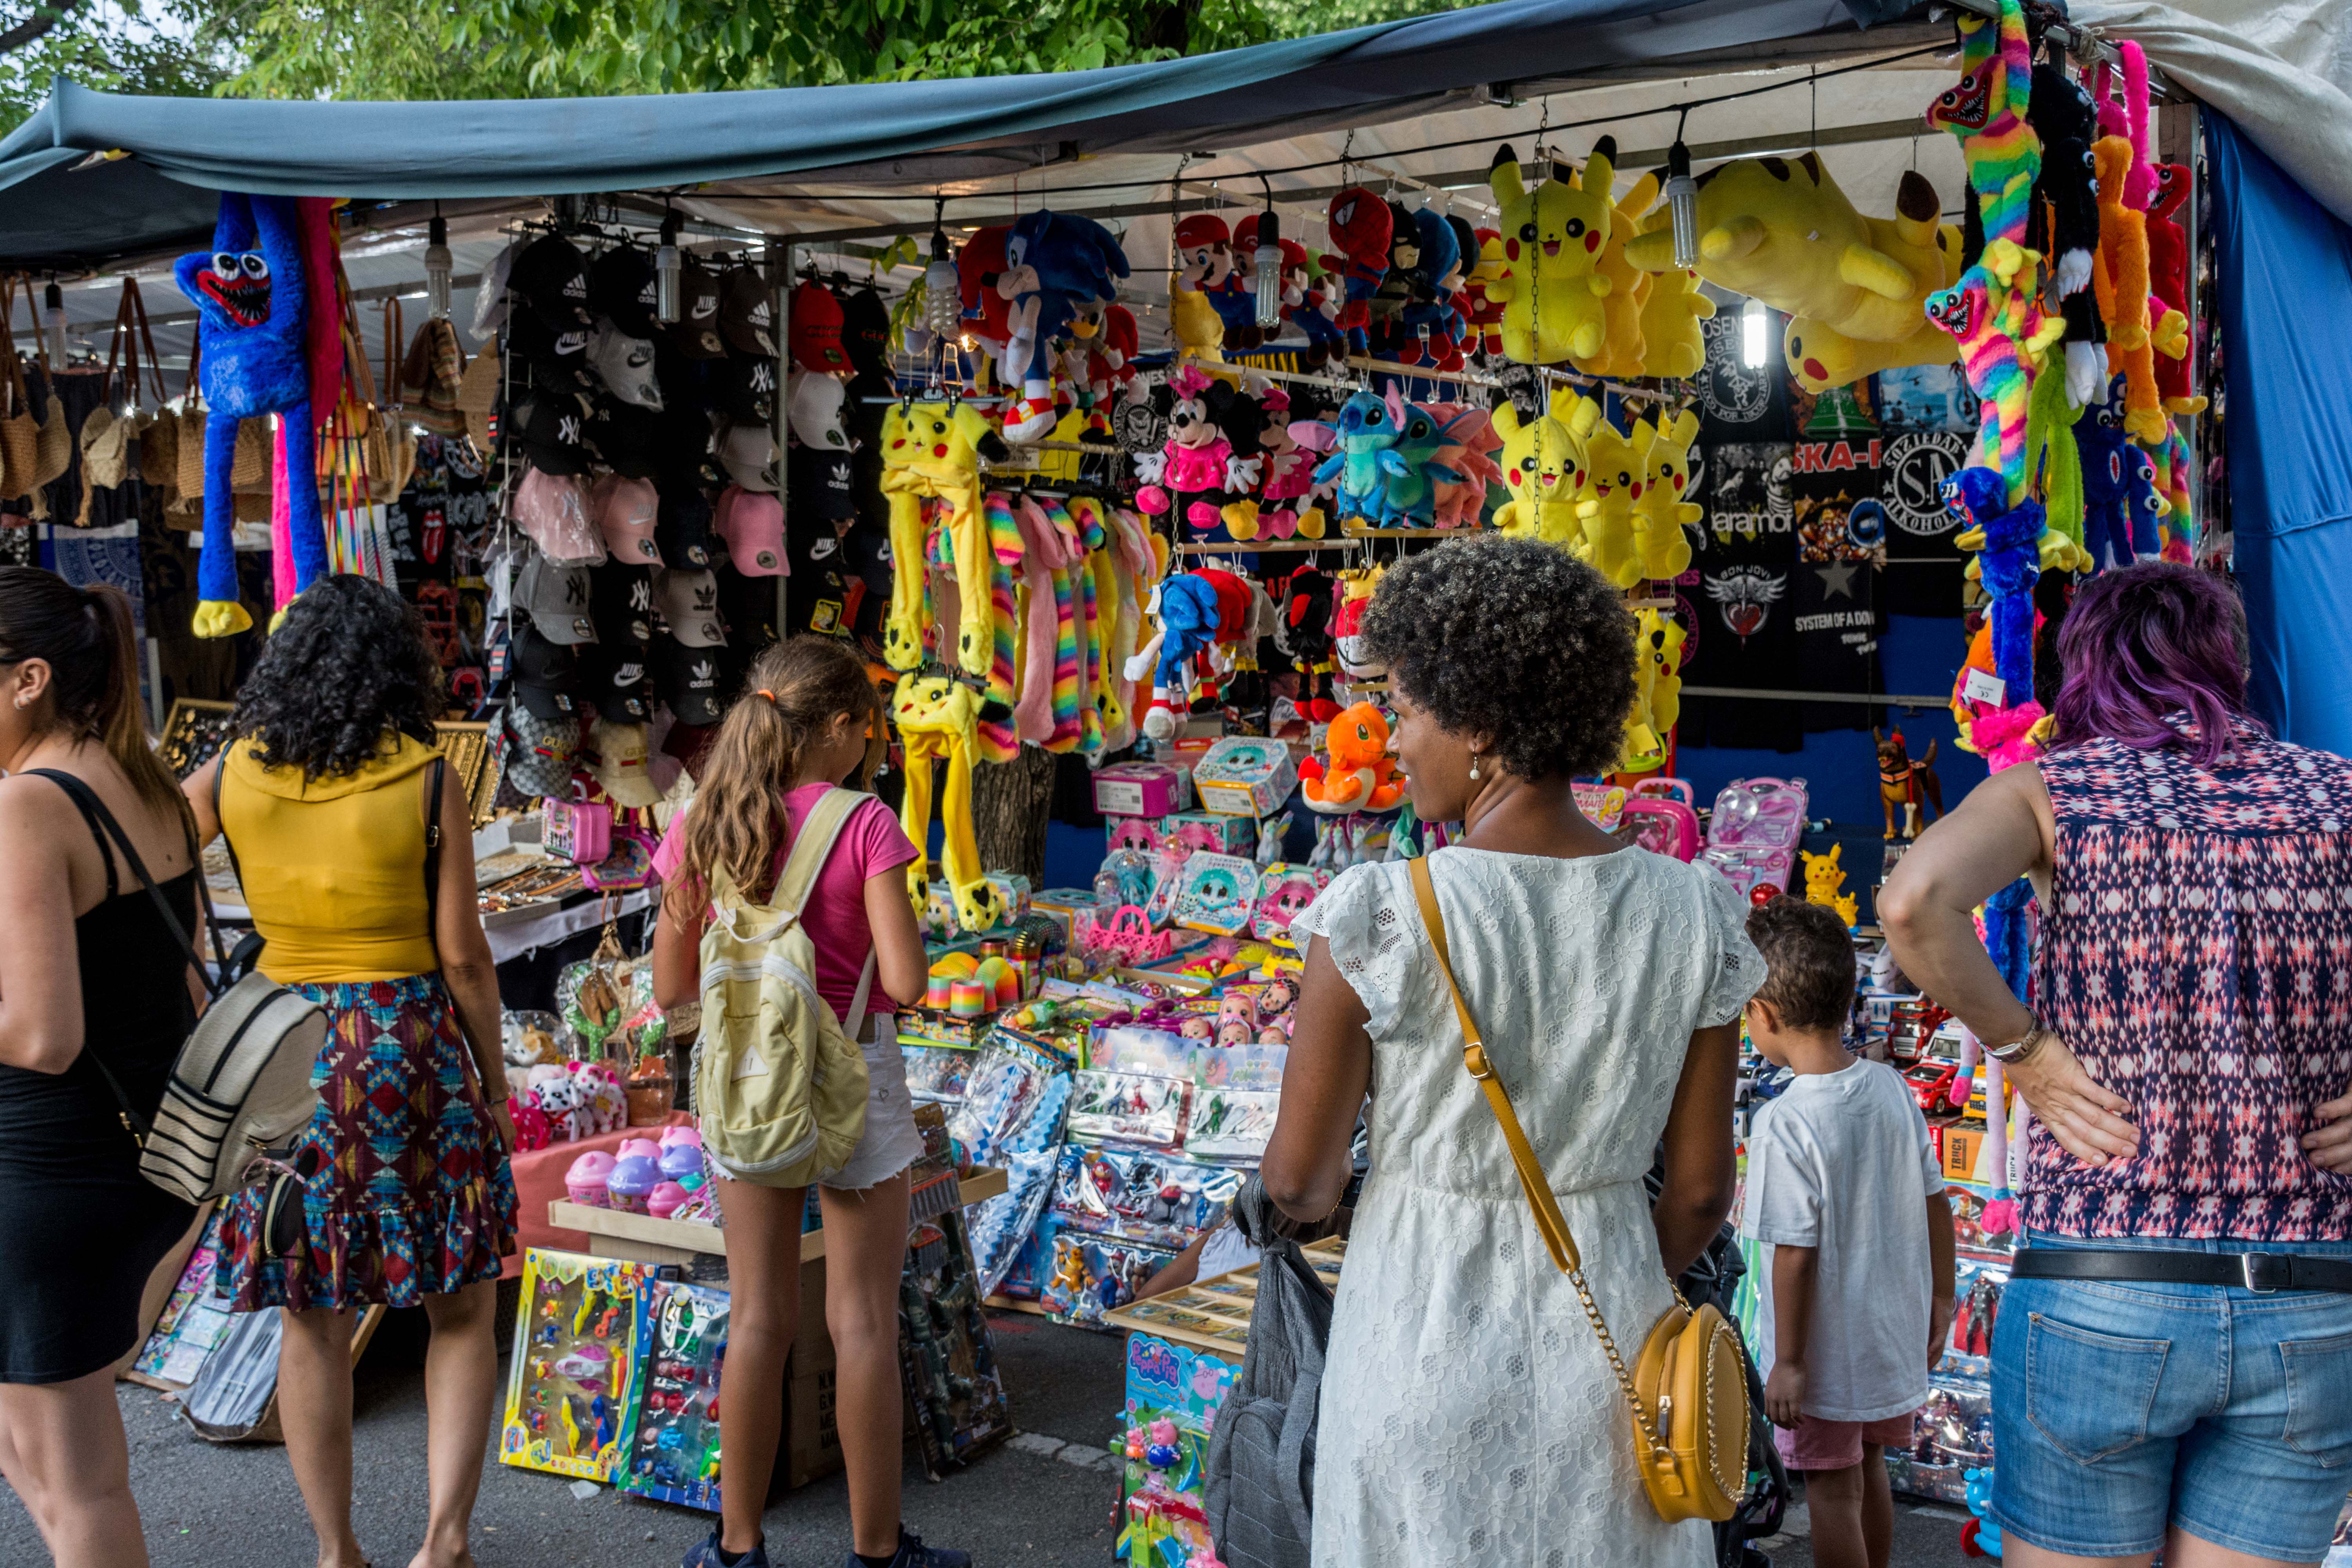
{"left": 1132, "top": 365, "right": 1261, "bottom": 534}
{"left": 1227, "top": 387, "right": 1324, "bottom": 542}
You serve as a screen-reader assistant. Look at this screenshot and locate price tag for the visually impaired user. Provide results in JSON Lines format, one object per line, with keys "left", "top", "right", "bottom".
{"left": 1961, "top": 667, "right": 2007, "bottom": 708}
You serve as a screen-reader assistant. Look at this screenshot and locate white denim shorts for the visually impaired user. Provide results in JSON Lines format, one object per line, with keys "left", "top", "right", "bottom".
{"left": 818, "top": 1015, "right": 923, "bottom": 1192}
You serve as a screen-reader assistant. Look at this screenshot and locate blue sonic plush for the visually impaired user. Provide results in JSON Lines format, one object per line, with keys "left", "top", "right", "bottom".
{"left": 174, "top": 194, "right": 327, "bottom": 637}
{"left": 995, "top": 210, "right": 1130, "bottom": 443}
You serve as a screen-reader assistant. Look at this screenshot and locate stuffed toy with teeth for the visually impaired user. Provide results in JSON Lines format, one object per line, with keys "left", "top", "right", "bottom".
{"left": 174, "top": 193, "right": 334, "bottom": 637}
{"left": 1484, "top": 140, "right": 1614, "bottom": 364}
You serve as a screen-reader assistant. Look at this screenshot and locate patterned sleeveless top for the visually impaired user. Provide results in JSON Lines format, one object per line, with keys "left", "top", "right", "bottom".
{"left": 2028, "top": 715, "right": 2352, "bottom": 1241}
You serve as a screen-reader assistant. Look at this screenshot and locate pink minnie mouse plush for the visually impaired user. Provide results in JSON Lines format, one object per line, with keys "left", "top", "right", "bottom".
{"left": 1134, "top": 366, "right": 1260, "bottom": 534}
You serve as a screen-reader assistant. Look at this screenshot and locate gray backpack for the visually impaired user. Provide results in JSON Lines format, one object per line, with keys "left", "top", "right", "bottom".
{"left": 1202, "top": 1179, "right": 1334, "bottom": 1568}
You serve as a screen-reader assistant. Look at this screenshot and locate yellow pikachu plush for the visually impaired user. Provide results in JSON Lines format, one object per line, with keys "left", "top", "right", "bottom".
{"left": 1635, "top": 607, "right": 1685, "bottom": 733}
{"left": 1571, "top": 171, "right": 1657, "bottom": 379}
{"left": 1620, "top": 621, "right": 1665, "bottom": 774}
{"left": 1575, "top": 417, "right": 1646, "bottom": 588}
{"left": 1631, "top": 409, "right": 1702, "bottom": 580}
{"left": 1485, "top": 138, "right": 1617, "bottom": 365}
{"left": 1489, "top": 390, "right": 1600, "bottom": 548}
{"left": 880, "top": 399, "right": 999, "bottom": 674}
{"left": 1636, "top": 252, "right": 1716, "bottom": 380}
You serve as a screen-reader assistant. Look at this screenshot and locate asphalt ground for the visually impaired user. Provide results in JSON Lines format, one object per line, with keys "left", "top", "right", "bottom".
{"left": 1, "top": 1304, "right": 1977, "bottom": 1567}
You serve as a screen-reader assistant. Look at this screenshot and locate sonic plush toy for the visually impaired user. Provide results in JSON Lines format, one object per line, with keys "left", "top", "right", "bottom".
{"left": 175, "top": 194, "right": 333, "bottom": 637}
{"left": 995, "top": 210, "right": 1129, "bottom": 442}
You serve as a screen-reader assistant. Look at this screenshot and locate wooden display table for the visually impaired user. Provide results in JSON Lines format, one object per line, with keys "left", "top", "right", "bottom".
{"left": 1098, "top": 1235, "right": 1347, "bottom": 1357}
{"left": 548, "top": 1165, "right": 1009, "bottom": 1270}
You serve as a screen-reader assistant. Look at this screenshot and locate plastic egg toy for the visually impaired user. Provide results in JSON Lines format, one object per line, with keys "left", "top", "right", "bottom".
{"left": 647, "top": 1181, "right": 689, "bottom": 1220}
{"left": 564, "top": 1150, "right": 617, "bottom": 1208}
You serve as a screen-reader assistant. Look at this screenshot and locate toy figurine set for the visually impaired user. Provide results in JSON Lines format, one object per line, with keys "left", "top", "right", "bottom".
{"left": 612, "top": 1279, "right": 731, "bottom": 1511}
{"left": 500, "top": 1250, "right": 666, "bottom": 1482}
{"left": 899, "top": 1210, "right": 1013, "bottom": 1478}
{"left": 1051, "top": 1145, "right": 1243, "bottom": 1252}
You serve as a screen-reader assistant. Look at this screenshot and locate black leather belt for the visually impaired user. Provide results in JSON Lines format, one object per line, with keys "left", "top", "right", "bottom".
{"left": 2012, "top": 1247, "right": 2352, "bottom": 1294}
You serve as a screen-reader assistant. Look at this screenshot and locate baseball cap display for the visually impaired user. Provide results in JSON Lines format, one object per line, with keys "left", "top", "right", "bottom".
{"left": 587, "top": 396, "right": 662, "bottom": 480}
{"left": 587, "top": 318, "right": 663, "bottom": 410}
{"left": 789, "top": 442, "right": 857, "bottom": 525}
{"left": 589, "top": 245, "right": 660, "bottom": 339}
{"left": 669, "top": 256, "right": 726, "bottom": 359}
{"left": 472, "top": 238, "right": 523, "bottom": 337}
{"left": 838, "top": 285, "right": 890, "bottom": 376}
{"left": 658, "top": 482, "right": 714, "bottom": 570}
{"left": 786, "top": 370, "right": 849, "bottom": 450}
{"left": 720, "top": 266, "right": 777, "bottom": 357}
{"left": 514, "top": 465, "right": 605, "bottom": 564}
{"left": 508, "top": 394, "right": 589, "bottom": 475}
{"left": 503, "top": 703, "right": 581, "bottom": 798}
{"left": 515, "top": 552, "right": 597, "bottom": 644}
{"left": 507, "top": 310, "right": 598, "bottom": 395}
{"left": 591, "top": 560, "right": 656, "bottom": 650}
{"left": 715, "top": 485, "right": 786, "bottom": 577}
{"left": 716, "top": 352, "right": 777, "bottom": 428}
{"left": 587, "top": 717, "right": 662, "bottom": 808}
{"left": 652, "top": 633, "right": 726, "bottom": 726}
{"left": 717, "top": 423, "right": 778, "bottom": 493}
{"left": 789, "top": 279, "right": 849, "bottom": 373}
{"left": 580, "top": 639, "right": 652, "bottom": 723}
{"left": 510, "top": 234, "right": 593, "bottom": 329}
{"left": 654, "top": 566, "right": 728, "bottom": 647}
{"left": 511, "top": 624, "right": 583, "bottom": 718}
{"left": 592, "top": 473, "right": 662, "bottom": 565}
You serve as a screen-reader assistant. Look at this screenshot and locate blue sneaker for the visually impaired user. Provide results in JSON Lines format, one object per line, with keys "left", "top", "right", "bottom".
{"left": 846, "top": 1528, "right": 970, "bottom": 1568}
{"left": 684, "top": 1526, "right": 771, "bottom": 1568}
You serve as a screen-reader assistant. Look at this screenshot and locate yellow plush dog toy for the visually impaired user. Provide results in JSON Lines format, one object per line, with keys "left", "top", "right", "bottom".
{"left": 880, "top": 400, "right": 999, "bottom": 675}
{"left": 1485, "top": 138, "right": 1617, "bottom": 365}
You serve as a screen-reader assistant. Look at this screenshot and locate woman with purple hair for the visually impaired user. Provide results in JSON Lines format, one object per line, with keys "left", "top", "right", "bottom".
{"left": 1882, "top": 562, "right": 2352, "bottom": 1568}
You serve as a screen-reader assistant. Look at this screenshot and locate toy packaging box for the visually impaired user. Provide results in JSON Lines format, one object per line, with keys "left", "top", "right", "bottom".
{"left": 1112, "top": 1332, "right": 1239, "bottom": 1566}
{"left": 1044, "top": 1229, "right": 1178, "bottom": 1328}
{"left": 1191, "top": 736, "right": 1297, "bottom": 818}
{"left": 501, "top": 1249, "right": 671, "bottom": 1483}
{"left": 613, "top": 1279, "right": 730, "bottom": 1511}
{"left": 900, "top": 1209, "right": 1013, "bottom": 1479}
{"left": 1094, "top": 760, "right": 1194, "bottom": 818}
{"left": 1051, "top": 1143, "right": 1243, "bottom": 1251}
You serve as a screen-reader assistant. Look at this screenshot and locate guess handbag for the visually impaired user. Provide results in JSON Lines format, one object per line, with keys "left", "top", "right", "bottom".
{"left": 1408, "top": 853, "right": 1748, "bottom": 1524}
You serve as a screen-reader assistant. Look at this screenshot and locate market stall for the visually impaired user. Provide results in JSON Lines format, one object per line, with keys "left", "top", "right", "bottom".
{"left": 4, "top": 0, "right": 2346, "bottom": 1553}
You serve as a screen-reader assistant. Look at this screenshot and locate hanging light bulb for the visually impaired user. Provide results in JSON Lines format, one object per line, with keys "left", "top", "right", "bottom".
{"left": 654, "top": 213, "right": 682, "bottom": 325}
{"left": 43, "top": 281, "right": 64, "bottom": 365}
{"left": 1741, "top": 294, "right": 1769, "bottom": 368}
{"left": 1664, "top": 140, "right": 1700, "bottom": 270}
{"left": 924, "top": 225, "right": 963, "bottom": 341}
{"left": 1253, "top": 207, "right": 1283, "bottom": 330}
{"left": 423, "top": 211, "right": 453, "bottom": 320}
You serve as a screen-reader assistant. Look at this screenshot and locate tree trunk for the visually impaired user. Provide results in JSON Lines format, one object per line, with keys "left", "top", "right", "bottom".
{"left": 969, "top": 747, "right": 1058, "bottom": 886}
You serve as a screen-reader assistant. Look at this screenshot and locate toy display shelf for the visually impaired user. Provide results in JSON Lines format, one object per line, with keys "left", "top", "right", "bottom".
{"left": 1098, "top": 1235, "right": 1348, "bottom": 1359}
{"left": 549, "top": 1165, "right": 1008, "bottom": 1269}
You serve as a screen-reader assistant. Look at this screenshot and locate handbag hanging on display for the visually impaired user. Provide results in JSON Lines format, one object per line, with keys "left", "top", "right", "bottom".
{"left": 1408, "top": 853, "right": 1749, "bottom": 1525}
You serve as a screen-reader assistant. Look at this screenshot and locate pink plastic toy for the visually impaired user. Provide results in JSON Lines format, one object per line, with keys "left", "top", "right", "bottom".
{"left": 564, "top": 1150, "right": 617, "bottom": 1208}
{"left": 647, "top": 1181, "right": 689, "bottom": 1220}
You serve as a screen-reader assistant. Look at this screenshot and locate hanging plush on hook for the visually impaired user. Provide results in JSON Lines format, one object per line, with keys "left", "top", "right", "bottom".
{"left": 1132, "top": 365, "right": 1261, "bottom": 537}
{"left": 175, "top": 193, "right": 338, "bottom": 637}
{"left": 994, "top": 210, "right": 1129, "bottom": 442}
{"left": 1484, "top": 139, "right": 1615, "bottom": 364}
{"left": 1490, "top": 390, "right": 1599, "bottom": 549}
{"left": 1319, "top": 189, "right": 1393, "bottom": 352}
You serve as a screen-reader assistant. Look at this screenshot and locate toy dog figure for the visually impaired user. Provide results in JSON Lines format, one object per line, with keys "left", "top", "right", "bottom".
{"left": 1875, "top": 728, "right": 1943, "bottom": 840}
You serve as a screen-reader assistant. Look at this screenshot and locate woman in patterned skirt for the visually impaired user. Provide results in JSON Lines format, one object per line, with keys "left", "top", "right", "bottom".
{"left": 1884, "top": 562, "right": 2352, "bottom": 1568}
{"left": 188, "top": 576, "right": 515, "bottom": 1568}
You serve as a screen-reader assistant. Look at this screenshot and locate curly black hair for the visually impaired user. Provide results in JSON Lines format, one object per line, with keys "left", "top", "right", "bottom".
{"left": 231, "top": 575, "right": 444, "bottom": 780}
{"left": 1359, "top": 535, "right": 1635, "bottom": 780}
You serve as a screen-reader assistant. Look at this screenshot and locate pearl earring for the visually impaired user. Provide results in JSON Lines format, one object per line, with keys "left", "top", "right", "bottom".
{"left": 1468, "top": 751, "right": 1481, "bottom": 781}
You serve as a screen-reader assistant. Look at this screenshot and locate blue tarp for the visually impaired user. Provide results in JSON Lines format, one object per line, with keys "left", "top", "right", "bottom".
{"left": 2207, "top": 112, "right": 2352, "bottom": 758}
{"left": 0, "top": 0, "right": 1876, "bottom": 265}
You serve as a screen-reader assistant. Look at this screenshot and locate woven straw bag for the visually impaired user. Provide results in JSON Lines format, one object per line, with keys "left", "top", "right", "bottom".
{"left": 0, "top": 285, "right": 38, "bottom": 501}
{"left": 231, "top": 418, "right": 272, "bottom": 493}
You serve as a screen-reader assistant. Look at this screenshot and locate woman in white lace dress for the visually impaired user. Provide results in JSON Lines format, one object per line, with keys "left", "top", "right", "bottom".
{"left": 1262, "top": 537, "right": 1761, "bottom": 1568}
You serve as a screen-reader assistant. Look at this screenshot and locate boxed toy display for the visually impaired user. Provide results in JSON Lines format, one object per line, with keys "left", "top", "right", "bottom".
{"left": 1191, "top": 736, "right": 1298, "bottom": 818}
{"left": 613, "top": 1279, "right": 730, "bottom": 1511}
{"left": 1094, "top": 760, "right": 1194, "bottom": 818}
{"left": 900, "top": 1211, "right": 1013, "bottom": 1478}
{"left": 500, "top": 1250, "right": 669, "bottom": 1482}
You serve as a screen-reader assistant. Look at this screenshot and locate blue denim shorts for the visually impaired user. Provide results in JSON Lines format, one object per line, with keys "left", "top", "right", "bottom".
{"left": 1990, "top": 1230, "right": 2352, "bottom": 1561}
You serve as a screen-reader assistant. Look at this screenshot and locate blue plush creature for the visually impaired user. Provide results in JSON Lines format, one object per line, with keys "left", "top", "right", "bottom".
{"left": 1962, "top": 1467, "right": 2005, "bottom": 1557}
{"left": 1310, "top": 387, "right": 1408, "bottom": 526}
{"left": 1129, "top": 573, "right": 1225, "bottom": 741}
{"left": 2076, "top": 373, "right": 2169, "bottom": 572}
{"left": 1376, "top": 400, "right": 1470, "bottom": 528}
{"left": 997, "top": 210, "right": 1130, "bottom": 442}
{"left": 1942, "top": 463, "right": 2040, "bottom": 701}
{"left": 174, "top": 193, "right": 326, "bottom": 638}
{"left": 1396, "top": 207, "right": 1463, "bottom": 367}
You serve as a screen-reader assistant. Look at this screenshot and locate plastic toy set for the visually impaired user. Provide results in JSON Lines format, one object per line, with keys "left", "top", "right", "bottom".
{"left": 500, "top": 1250, "right": 667, "bottom": 1482}
{"left": 612, "top": 1279, "right": 731, "bottom": 1510}
{"left": 900, "top": 1211, "right": 1013, "bottom": 1478}
{"left": 1700, "top": 776, "right": 1810, "bottom": 900}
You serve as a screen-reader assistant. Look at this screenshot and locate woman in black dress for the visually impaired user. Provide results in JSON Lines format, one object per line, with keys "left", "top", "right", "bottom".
{"left": 0, "top": 568, "right": 204, "bottom": 1567}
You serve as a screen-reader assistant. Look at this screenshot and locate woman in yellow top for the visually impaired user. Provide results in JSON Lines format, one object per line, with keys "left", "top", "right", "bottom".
{"left": 187, "top": 576, "right": 515, "bottom": 1568}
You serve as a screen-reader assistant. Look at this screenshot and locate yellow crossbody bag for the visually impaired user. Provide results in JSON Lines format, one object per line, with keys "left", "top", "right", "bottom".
{"left": 1407, "top": 854, "right": 1748, "bottom": 1524}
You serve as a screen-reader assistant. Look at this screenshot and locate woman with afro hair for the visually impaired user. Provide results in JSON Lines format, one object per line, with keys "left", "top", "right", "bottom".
{"left": 1261, "top": 535, "right": 1760, "bottom": 1566}
{"left": 186, "top": 575, "right": 515, "bottom": 1568}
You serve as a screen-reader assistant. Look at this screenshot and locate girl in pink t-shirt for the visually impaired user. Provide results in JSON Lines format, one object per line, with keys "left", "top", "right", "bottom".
{"left": 651, "top": 638, "right": 962, "bottom": 1568}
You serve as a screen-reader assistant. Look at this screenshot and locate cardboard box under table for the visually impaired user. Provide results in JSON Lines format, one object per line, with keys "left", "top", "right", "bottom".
{"left": 548, "top": 1167, "right": 1009, "bottom": 1492}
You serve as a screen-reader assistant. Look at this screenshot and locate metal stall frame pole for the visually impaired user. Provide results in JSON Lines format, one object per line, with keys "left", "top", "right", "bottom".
{"left": 767, "top": 236, "right": 792, "bottom": 635}
{"left": 2180, "top": 101, "right": 2205, "bottom": 533}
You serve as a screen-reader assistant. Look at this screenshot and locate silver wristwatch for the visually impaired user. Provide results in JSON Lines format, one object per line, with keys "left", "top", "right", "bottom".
{"left": 1984, "top": 1018, "right": 2053, "bottom": 1065}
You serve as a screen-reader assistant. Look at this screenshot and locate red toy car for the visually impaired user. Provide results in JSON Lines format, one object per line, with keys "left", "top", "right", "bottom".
{"left": 1906, "top": 1059, "right": 1960, "bottom": 1116}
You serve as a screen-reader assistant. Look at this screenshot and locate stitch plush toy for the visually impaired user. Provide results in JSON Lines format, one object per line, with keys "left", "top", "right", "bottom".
{"left": 1572, "top": 170, "right": 1658, "bottom": 379}
{"left": 1299, "top": 701, "right": 1403, "bottom": 813}
{"left": 894, "top": 674, "right": 1003, "bottom": 932}
{"left": 1575, "top": 417, "right": 1646, "bottom": 588}
{"left": 996, "top": 211, "right": 1130, "bottom": 441}
{"left": 1630, "top": 410, "right": 1702, "bottom": 580}
{"left": 175, "top": 194, "right": 334, "bottom": 636}
{"left": 879, "top": 399, "right": 1004, "bottom": 673}
{"left": 1303, "top": 386, "right": 1408, "bottom": 528}
{"left": 1484, "top": 140, "right": 1615, "bottom": 364}
{"left": 1133, "top": 365, "right": 1259, "bottom": 535}
{"left": 1320, "top": 189, "right": 1392, "bottom": 342}
{"left": 1489, "top": 391, "right": 1596, "bottom": 548}
{"left": 1372, "top": 401, "right": 1472, "bottom": 530}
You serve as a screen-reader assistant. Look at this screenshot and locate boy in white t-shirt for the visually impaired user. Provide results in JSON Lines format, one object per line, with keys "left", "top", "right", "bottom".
{"left": 1740, "top": 898, "right": 1955, "bottom": 1568}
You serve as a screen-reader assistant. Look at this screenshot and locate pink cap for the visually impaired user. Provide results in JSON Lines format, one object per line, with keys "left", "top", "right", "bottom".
{"left": 592, "top": 474, "right": 663, "bottom": 566}
{"left": 515, "top": 465, "right": 606, "bottom": 566}
{"left": 714, "top": 484, "right": 786, "bottom": 577}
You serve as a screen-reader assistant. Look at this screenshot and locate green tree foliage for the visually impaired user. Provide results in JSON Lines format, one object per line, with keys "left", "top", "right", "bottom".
{"left": 0, "top": 0, "right": 236, "bottom": 128}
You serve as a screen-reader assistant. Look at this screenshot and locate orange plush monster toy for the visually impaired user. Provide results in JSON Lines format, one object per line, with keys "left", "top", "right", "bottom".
{"left": 1299, "top": 701, "right": 1405, "bottom": 814}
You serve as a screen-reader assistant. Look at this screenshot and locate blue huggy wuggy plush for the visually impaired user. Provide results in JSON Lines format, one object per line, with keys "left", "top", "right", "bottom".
{"left": 174, "top": 193, "right": 332, "bottom": 637}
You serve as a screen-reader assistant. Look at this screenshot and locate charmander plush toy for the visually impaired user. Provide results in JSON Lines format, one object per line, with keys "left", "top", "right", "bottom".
{"left": 1320, "top": 189, "right": 1392, "bottom": 342}
{"left": 1575, "top": 417, "right": 1646, "bottom": 588}
{"left": 1299, "top": 701, "right": 1403, "bottom": 814}
{"left": 1489, "top": 391, "right": 1597, "bottom": 548}
{"left": 175, "top": 193, "right": 336, "bottom": 637}
{"left": 1485, "top": 139, "right": 1615, "bottom": 364}
{"left": 1630, "top": 409, "right": 1702, "bottom": 580}
{"left": 996, "top": 210, "right": 1129, "bottom": 441}
{"left": 1572, "top": 169, "right": 1658, "bottom": 379}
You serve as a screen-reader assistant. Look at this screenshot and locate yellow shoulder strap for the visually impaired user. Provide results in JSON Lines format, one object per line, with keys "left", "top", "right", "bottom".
{"left": 1408, "top": 853, "right": 1582, "bottom": 1274}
